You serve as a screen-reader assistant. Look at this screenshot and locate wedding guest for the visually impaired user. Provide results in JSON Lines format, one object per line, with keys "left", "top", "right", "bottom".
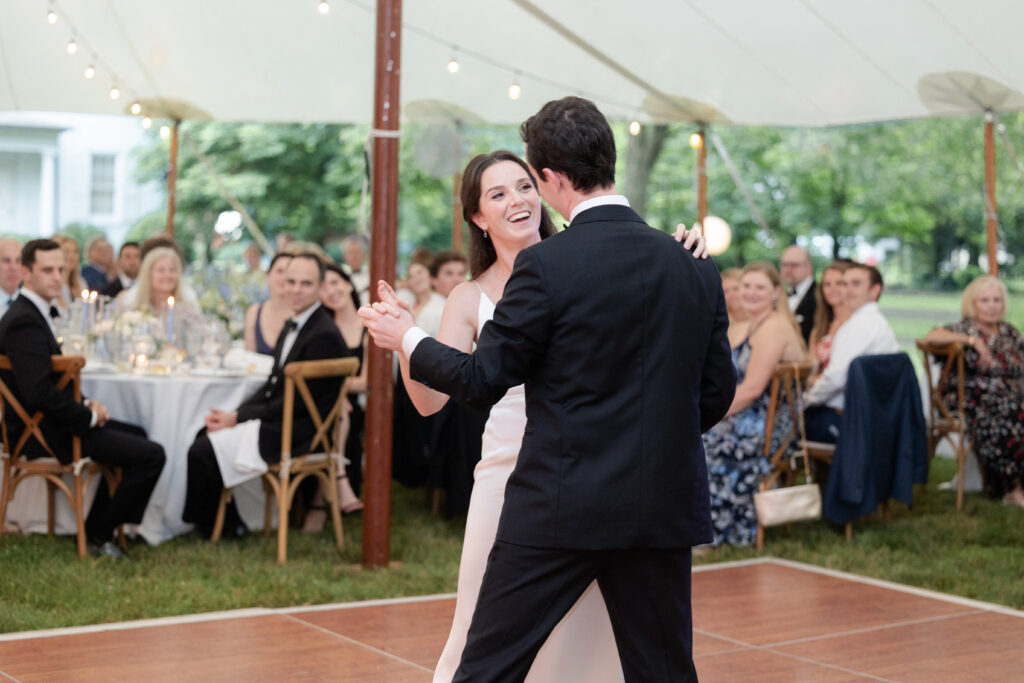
{"left": 925, "top": 275, "right": 1024, "bottom": 506}
{"left": 807, "top": 261, "right": 853, "bottom": 378}
{"left": 243, "top": 244, "right": 263, "bottom": 273}
{"left": 243, "top": 253, "right": 294, "bottom": 355}
{"left": 0, "top": 239, "right": 165, "bottom": 558}
{"left": 81, "top": 237, "right": 114, "bottom": 290}
{"left": 302, "top": 263, "right": 368, "bottom": 531}
{"left": 183, "top": 253, "right": 346, "bottom": 538}
{"left": 118, "top": 246, "right": 197, "bottom": 314}
{"left": 0, "top": 237, "right": 21, "bottom": 320}
{"left": 430, "top": 251, "right": 468, "bottom": 298}
{"left": 702, "top": 261, "right": 807, "bottom": 546}
{"left": 101, "top": 242, "right": 142, "bottom": 298}
{"left": 406, "top": 259, "right": 446, "bottom": 336}
{"left": 342, "top": 236, "right": 370, "bottom": 305}
{"left": 721, "top": 267, "right": 748, "bottom": 348}
{"left": 781, "top": 245, "right": 816, "bottom": 344}
{"left": 803, "top": 263, "right": 898, "bottom": 443}
{"left": 52, "top": 234, "right": 85, "bottom": 307}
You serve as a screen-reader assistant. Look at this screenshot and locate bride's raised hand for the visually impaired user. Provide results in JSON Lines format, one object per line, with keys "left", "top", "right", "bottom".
{"left": 673, "top": 223, "right": 709, "bottom": 259}
{"left": 376, "top": 280, "right": 414, "bottom": 319}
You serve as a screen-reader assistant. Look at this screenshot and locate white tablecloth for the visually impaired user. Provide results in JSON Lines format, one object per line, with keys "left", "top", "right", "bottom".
{"left": 3, "top": 371, "right": 269, "bottom": 544}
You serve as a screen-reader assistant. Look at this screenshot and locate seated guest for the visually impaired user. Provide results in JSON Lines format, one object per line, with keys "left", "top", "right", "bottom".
{"left": 702, "top": 262, "right": 807, "bottom": 546}
{"left": 51, "top": 234, "right": 85, "bottom": 309}
{"left": 0, "top": 239, "right": 165, "bottom": 558}
{"left": 430, "top": 250, "right": 468, "bottom": 298}
{"left": 0, "top": 237, "right": 22, "bottom": 320}
{"left": 721, "top": 267, "right": 749, "bottom": 348}
{"left": 81, "top": 237, "right": 114, "bottom": 291}
{"left": 925, "top": 275, "right": 1024, "bottom": 507}
{"left": 101, "top": 242, "right": 142, "bottom": 298}
{"left": 803, "top": 263, "right": 899, "bottom": 443}
{"left": 781, "top": 245, "right": 816, "bottom": 345}
{"left": 342, "top": 236, "right": 370, "bottom": 306}
{"left": 182, "top": 253, "right": 346, "bottom": 538}
{"left": 243, "top": 253, "right": 293, "bottom": 355}
{"left": 118, "top": 246, "right": 198, "bottom": 313}
{"left": 807, "top": 261, "right": 853, "bottom": 379}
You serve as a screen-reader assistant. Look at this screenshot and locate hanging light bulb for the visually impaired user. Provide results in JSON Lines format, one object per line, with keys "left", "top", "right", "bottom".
{"left": 66, "top": 38, "right": 78, "bottom": 55}
{"left": 47, "top": 8, "right": 58, "bottom": 24}
{"left": 629, "top": 120, "right": 641, "bottom": 136}
{"left": 508, "top": 81, "right": 521, "bottom": 100}
{"left": 130, "top": 101, "right": 142, "bottom": 116}
{"left": 109, "top": 85, "right": 120, "bottom": 101}
{"left": 83, "top": 64, "right": 96, "bottom": 79}
{"left": 447, "top": 58, "right": 459, "bottom": 74}
{"left": 689, "top": 132, "right": 703, "bottom": 149}
{"left": 141, "top": 116, "right": 152, "bottom": 129}
{"left": 159, "top": 125, "right": 171, "bottom": 139}
{"left": 317, "top": 1, "right": 330, "bottom": 14}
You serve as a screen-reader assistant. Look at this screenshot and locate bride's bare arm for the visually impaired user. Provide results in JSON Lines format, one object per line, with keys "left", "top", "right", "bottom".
{"left": 399, "top": 280, "right": 479, "bottom": 416}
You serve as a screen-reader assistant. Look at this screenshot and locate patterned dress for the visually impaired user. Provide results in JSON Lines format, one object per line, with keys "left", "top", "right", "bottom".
{"left": 701, "top": 337, "right": 794, "bottom": 546}
{"left": 941, "top": 319, "right": 1024, "bottom": 497}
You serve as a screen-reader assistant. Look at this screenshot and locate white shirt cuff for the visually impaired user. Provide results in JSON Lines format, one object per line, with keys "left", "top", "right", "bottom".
{"left": 402, "top": 327, "right": 429, "bottom": 358}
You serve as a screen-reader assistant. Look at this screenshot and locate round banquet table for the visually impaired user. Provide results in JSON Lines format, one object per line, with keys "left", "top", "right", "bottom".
{"left": 3, "top": 370, "right": 270, "bottom": 545}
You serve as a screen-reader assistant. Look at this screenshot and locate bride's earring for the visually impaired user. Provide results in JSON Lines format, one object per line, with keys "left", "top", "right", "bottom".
{"left": 482, "top": 231, "right": 489, "bottom": 240}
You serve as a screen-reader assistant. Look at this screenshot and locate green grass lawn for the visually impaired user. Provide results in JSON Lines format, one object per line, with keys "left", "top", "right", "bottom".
{"left": 2, "top": 459, "right": 1022, "bottom": 634}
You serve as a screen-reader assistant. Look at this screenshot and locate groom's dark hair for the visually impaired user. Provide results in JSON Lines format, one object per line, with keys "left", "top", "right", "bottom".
{"left": 520, "top": 96, "right": 616, "bottom": 193}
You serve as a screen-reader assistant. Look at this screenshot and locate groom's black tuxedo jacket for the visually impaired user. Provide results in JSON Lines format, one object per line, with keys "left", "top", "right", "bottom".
{"left": 236, "top": 304, "right": 345, "bottom": 464}
{"left": 411, "top": 204, "right": 735, "bottom": 550}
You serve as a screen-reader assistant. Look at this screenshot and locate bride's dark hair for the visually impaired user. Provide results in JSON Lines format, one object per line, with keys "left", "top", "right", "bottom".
{"left": 461, "top": 150, "right": 555, "bottom": 278}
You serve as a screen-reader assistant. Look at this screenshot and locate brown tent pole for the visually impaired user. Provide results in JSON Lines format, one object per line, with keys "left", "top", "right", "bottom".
{"left": 984, "top": 111, "right": 998, "bottom": 275}
{"left": 165, "top": 119, "right": 181, "bottom": 237}
{"left": 362, "top": 0, "right": 402, "bottom": 569}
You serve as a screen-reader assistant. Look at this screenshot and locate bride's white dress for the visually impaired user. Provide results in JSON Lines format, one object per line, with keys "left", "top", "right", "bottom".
{"left": 432, "top": 286, "right": 624, "bottom": 683}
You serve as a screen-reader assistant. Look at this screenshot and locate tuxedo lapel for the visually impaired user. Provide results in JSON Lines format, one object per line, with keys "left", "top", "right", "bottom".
{"left": 15, "top": 297, "right": 61, "bottom": 353}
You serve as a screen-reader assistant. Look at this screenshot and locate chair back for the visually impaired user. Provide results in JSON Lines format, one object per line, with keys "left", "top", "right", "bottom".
{"left": 914, "top": 339, "right": 966, "bottom": 436}
{"left": 762, "top": 362, "right": 813, "bottom": 490}
{"left": 0, "top": 355, "right": 85, "bottom": 462}
{"left": 279, "top": 357, "right": 360, "bottom": 463}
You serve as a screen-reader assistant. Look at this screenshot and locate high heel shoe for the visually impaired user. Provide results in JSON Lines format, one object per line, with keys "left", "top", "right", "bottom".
{"left": 337, "top": 475, "right": 364, "bottom": 515}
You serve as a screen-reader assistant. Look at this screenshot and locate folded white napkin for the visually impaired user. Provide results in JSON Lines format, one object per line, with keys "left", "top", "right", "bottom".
{"left": 209, "top": 419, "right": 267, "bottom": 488}
{"left": 223, "top": 348, "right": 274, "bottom": 375}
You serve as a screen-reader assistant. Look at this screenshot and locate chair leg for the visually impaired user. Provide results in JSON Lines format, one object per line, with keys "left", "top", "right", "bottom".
{"left": 46, "top": 481, "right": 56, "bottom": 537}
{"left": 211, "top": 489, "right": 233, "bottom": 543}
{"left": 955, "top": 442, "right": 966, "bottom": 511}
{"left": 430, "top": 488, "right": 441, "bottom": 516}
{"left": 755, "top": 522, "right": 764, "bottom": 550}
{"left": 262, "top": 478, "right": 273, "bottom": 538}
{"left": 74, "top": 475, "right": 87, "bottom": 559}
{"left": 844, "top": 522, "right": 853, "bottom": 541}
{"left": 277, "top": 476, "right": 290, "bottom": 565}
{"left": 0, "top": 464, "right": 12, "bottom": 543}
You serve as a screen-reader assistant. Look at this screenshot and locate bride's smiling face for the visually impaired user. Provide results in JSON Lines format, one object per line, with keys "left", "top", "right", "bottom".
{"left": 472, "top": 161, "right": 542, "bottom": 245}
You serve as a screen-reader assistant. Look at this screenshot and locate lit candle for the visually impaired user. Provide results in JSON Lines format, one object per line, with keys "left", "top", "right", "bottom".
{"left": 166, "top": 296, "right": 175, "bottom": 342}
{"left": 88, "top": 291, "right": 98, "bottom": 337}
{"left": 80, "top": 289, "right": 89, "bottom": 334}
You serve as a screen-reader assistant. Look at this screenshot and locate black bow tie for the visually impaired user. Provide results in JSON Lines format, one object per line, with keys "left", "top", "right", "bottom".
{"left": 49, "top": 306, "right": 60, "bottom": 319}
{"left": 282, "top": 319, "right": 298, "bottom": 335}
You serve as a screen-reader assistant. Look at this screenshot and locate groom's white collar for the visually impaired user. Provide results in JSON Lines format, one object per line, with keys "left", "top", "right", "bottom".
{"left": 569, "top": 195, "right": 630, "bottom": 223}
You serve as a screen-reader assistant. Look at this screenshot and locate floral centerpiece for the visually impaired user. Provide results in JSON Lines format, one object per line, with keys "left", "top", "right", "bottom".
{"left": 191, "top": 266, "right": 267, "bottom": 339}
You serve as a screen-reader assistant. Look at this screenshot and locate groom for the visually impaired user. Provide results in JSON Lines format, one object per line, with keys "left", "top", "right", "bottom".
{"left": 361, "top": 97, "right": 734, "bottom": 681}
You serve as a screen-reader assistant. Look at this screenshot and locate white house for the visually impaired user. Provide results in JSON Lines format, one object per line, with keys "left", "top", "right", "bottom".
{"left": 0, "top": 111, "right": 162, "bottom": 246}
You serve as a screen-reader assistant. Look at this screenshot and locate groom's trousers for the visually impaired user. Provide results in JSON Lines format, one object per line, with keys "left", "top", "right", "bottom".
{"left": 453, "top": 542, "right": 697, "bottom": 683}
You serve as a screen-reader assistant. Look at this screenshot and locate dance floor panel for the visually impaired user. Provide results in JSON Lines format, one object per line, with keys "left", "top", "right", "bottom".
{"left": 0, "top": 558, "right": 1019, "bottom": 682}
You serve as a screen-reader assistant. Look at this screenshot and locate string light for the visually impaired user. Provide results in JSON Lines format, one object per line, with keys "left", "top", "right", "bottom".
{"left": 83, "top": 64, "right": 96, "bottom": 79}
{"left": 130, "top": 101, "right": 142, "bottom": 115}
{"left": 508, "top": 81, "right": 521, "bottom": 100}
{"left": 629, "top": 120, "right": 641, "bottom": 136}
{"left": 317, "top": 1, "right": 330, "bottom": 14}
{"left": 108, "top": 85, "right": 120, "bottom": 101}
{"left": 66, "top": 38, "right": 78, "bottom": 55}
{"left": 447, "top": 58, "right": 459, "bottom": 74}
{"left": 46, "top": 8, "right": 58, "bottom": 24}
{"left": 159, "top": 125, "right": 171, "bottom": 139}
{"left": 689, "top": 132, "right": 704, "bottom": 149}
{"left": 141, "top": 116, "right": 152, "bottom": 129}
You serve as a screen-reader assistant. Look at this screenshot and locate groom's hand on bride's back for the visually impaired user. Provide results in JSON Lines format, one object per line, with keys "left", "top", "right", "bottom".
{"left": 674, "top": 223, "right": 709, "bottom": 259}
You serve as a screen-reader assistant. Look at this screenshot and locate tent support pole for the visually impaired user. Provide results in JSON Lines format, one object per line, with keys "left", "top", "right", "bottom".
{"left": 165, "top": 119, "right": 181, "bottom": 237}
{"left": 984, "top": 112, "right": 998, "bottom": 275}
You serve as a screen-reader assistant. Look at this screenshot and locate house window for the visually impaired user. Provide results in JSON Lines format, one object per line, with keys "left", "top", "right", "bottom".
{"left": 90, "top": 154, "right": 116, "bottom": 215}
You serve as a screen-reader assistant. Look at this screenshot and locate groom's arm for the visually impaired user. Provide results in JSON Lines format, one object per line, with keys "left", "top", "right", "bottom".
{"left": 408, "top": 248, "right": 552, "bottom": 410}
{"left": 698, "top": 268, "right": 736, "bottom": 433}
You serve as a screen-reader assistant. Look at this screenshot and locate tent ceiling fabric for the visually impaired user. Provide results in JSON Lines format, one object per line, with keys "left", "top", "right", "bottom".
{"left": 2, "top": 0, "right": 1023, "bottom": 126}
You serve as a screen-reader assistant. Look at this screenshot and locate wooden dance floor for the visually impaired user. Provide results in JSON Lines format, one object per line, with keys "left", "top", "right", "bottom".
{"left": 1, "top": 558, "right": 1021, "bottom": 682}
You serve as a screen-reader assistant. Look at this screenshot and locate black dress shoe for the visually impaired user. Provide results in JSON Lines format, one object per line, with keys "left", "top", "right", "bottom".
{"left": 87, "top": 541, "right": 129, "bottom": 560}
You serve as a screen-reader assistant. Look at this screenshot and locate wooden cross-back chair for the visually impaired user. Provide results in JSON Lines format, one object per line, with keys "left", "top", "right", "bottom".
{"left": 211, "top": 357, "right": 360, "bottom": 564}
{"left": 0, "top": 355, "right": 123, "bottom": 558}
{"left": 915, "top": 339, "right": 969, "bottom": 509}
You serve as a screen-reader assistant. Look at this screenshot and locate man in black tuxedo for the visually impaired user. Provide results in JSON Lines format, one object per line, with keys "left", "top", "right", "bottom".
{"left": 361, "top": 97, "right": 734, "bottom": 681}
{"left": 781, "top": 245, "right": 816, "bottom": 344}
{"left": 0, "top": 239, "right": 165, "bottom": 559}
{"left": 182, "top": 253, "right": 345, "bottom": 538}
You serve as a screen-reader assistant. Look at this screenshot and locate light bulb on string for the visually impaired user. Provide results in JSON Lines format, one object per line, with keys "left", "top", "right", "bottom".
{"left": 629, "top": 120, "right": 641, "bottom": 136}
{"left": 317, "top": 1, "right": 330, "bottom": 14}
{"left": 46, "top": 9, "right": 58, "bottom": 24}
{"left": 447, "top": 58, "right": 459, "bottom": 74}
{"left": 508, "top": 81, "right": 521, "bottom": 100}
{"left": 141, "top": 116, "right": 152, "bottom": 129}
{"left": 689, "top": 132, "right": 703, "bottom": 149}
{"left": 66, "top": 39, "right": 78, "bottom": 55}
{"left": 130, "top": 101, "right": 142, "bottom": 116}
{"left": 159, "top": 125, "right": 171, "bottom": 140}
{"left": 109, "top": 85, "right": 120, "bottom": 101}
{"left": 83, "top": 64, "right": 96, "bottom": 79}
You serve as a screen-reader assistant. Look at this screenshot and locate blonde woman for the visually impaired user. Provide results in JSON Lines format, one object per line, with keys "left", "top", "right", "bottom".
{"left": 119, "top": 246, "right": 197, "bottom": 314}
{"left": 721, "top": 267, "right": 749, "bottom": 348}
{"left": 701, "top": 261, "right": 807, "bottom": 546}
{"left": 52, "top": 234, "right": 85, "bottom": 308}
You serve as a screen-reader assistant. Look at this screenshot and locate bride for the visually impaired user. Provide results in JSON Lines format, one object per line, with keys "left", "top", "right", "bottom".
{"left": 383, "top": 150, "right": 706, "bottom": 682}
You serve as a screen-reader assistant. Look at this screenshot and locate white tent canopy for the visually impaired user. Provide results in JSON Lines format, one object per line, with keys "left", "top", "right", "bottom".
{"left": 2, "top": 0, "right": 1023, "bottom": 127}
